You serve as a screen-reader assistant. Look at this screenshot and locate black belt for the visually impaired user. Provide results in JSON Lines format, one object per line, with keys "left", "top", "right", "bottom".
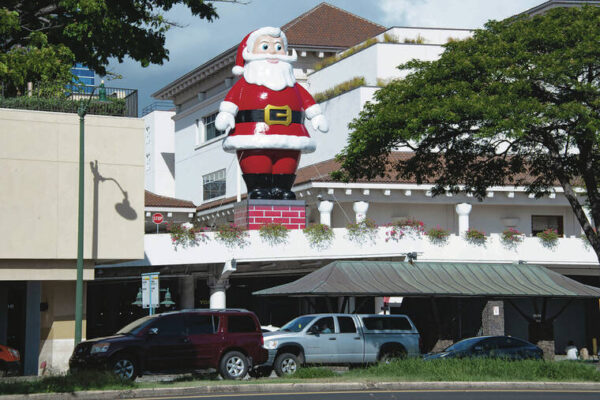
{"left": 235, "top": 106, "right": 304, "bottom": 126}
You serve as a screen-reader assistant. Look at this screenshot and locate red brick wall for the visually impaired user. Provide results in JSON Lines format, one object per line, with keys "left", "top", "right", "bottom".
{"left": 234, "top": 202, "right": 306, "bottom": 230}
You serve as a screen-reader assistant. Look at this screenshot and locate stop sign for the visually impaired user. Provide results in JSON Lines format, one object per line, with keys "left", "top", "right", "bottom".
{"left": 152, "top": 213, "right": 164, "bottom": 224}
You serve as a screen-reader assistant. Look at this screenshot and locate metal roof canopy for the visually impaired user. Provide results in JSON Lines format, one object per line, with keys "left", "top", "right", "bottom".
{"left": 253, "top": 261, "right": 600, "bottom": 298}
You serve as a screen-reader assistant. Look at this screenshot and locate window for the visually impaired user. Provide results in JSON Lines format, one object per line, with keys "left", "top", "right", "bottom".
{"left": 228, "top": 315, "right": 257, "bottom": 333}
{"left": 337, "top": 316, "right": 357, "bottom": 333}
{"left": 187, "top": 314, "right": 218, "bottom": 335}
{"left": 150, "top": 315, "right": 186, "bottom": 336}
{"left": 310, "top": 317, "right": 334, "bottom": 334}
{"left": 203, "top": 169, "right": 226, "bottom": 200}
{"left": 531, "top": 215, "right": 563, "bottom": 236}
{"left": 203, "top": 112, "right": 223, "bottom": 141}
{"left": 362, "top": 316, "right": 412, "bottom": 331}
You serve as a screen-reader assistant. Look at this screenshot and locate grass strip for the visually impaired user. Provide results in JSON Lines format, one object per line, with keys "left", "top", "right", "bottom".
{"left": 0, "top": 371, "right": 136, "bottom": 395}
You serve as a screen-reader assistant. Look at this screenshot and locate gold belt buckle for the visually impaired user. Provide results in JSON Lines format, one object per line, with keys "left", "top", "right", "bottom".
{"left": 264, "top": 104, "right": 292, "bottom": 126}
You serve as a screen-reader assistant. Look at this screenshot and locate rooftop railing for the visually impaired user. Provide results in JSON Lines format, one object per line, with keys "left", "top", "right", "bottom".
{"left": 141, "top": 101, "right": 175, "bottom": 116}
{"left": 0, "top": 82, "right": 138, "bottom": 117}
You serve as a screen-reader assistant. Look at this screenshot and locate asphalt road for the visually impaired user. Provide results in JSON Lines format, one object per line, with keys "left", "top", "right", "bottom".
{"left": 127, "top": 390, "right": 600, "bottom": 400}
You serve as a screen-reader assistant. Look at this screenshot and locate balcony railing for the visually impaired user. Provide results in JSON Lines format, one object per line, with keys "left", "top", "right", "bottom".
{"left": 141, "top": 101, "right": 175, "bottom": 116}
{"left": 135, "top": 229, "right": 597, "bottom": 267}
{"left": 0, "top": 83, "right": 138, "bottom": 117}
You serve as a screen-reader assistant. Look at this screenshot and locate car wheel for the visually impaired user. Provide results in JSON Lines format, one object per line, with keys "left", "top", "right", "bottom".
{"left": 248, "top": 365, "right": 273, "bottom": 378}
{"left": 274, "top": 352, "right": 299, "bottom": 377}
{"left": 219, "top": 351, "right": 249, "bottom": 380}
{"left": 110, "top": 353, "right": 138, "bottom": 381}
{"left": 379, "top": 349, "right": 407, "bottom": 364}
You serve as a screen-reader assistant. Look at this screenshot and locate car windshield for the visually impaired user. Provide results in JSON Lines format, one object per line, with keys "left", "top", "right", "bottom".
{"left": 443, "top": 337, "right": 483, "bottom": 352}
{"left": 116, "top": 315, "right": 157, "bottom": 335}
{"left": 280, "top": 316, "right": 316, "bottom": 332}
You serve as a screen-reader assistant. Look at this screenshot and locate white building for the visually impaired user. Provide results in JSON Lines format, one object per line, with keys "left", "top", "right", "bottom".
{"left": 97, "top": 1, "right": 600, "bottom": 356}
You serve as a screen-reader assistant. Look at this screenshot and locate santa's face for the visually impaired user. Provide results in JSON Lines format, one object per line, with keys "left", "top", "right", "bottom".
{"left": 243, "top": 34, "right": 297, "bottom": 91}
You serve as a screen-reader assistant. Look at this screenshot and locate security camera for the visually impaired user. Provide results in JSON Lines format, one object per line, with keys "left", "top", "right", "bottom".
{"left": 317, "top": 194, "right": 323, "bottom": 201}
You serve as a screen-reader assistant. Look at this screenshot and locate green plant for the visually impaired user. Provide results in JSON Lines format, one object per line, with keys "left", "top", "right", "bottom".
{"left": 403, "top": 34, "right": 425, "bottom": 44}
{"left": 259, "top": 223, "right": 289, "bottom": 246}
{"left": 385, "top": 218, "right": 426, "bottom": 242}
{"left": 313, "top": 77, "right": 366, "bottom": 103}
{"left": 426, "top": 225, "right": 450, "bottom": 245}
{"left": 303, "top": 223, "right": 334, "bottom": 249}
{"left": 501, "top": 228, "right": 524, "bottom": 247}
{"left": 215, "top": 223, "right": 249, "bottom": 248}
{"left": 291, "top": 366, "right": 336, "bottom": 378}
{"left": 465, "top": 228, "right": 487, "bottom": 246}
{"left": 383, "top": 32, "right": 400, "bottom": 43}
{"left": 314, "top": 37, "right": 378, "bottom": 71}
{"left": 0, "top": 96, "right": 127, "bottom": 116}
{"left": 345, "top": 218, "right": 378, "bottom": 245}
{"left": 167, "top": 223, "right": 209, "bottom": 250}
{"left": 536, "top": 228, "right": 559, "bottom": 248}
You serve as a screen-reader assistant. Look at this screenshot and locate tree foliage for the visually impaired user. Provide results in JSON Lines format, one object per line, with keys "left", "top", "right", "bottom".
{"left": 1, "top": 0, "right": 227, "bottom": 94}
{"left": 334, "top": 6, "right": 600, "bottom": 260}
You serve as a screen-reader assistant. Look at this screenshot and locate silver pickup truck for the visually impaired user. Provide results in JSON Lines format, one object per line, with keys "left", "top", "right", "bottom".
{"left": 260, "top": 313, "right": 420, "bottom": 377}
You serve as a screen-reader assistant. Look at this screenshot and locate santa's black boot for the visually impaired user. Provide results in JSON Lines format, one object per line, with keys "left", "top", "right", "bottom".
{"left": 273, "top": 174, "right": 297, "bottom": 200}
{"left": 243, "top": 174, "right": 271, "bottom": 199}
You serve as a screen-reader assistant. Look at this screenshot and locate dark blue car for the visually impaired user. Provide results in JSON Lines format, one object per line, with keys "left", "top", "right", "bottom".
{"left": 424, "top": 335, "right": 543, "bottom": 360}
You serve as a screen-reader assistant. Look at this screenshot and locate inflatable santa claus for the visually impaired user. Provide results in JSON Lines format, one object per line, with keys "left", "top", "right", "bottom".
{"left": 215, "top": 26, "right": 328, "bottom": 200}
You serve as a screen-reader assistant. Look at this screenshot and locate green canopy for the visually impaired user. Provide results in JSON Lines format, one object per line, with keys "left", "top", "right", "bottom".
{"left": 253, "top": 261, "right": 600, "bottom": 298}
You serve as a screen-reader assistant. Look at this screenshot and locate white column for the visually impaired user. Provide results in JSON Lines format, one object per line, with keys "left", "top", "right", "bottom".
{"left": 374, "top": 297, "right": 386, "bottom": 315}
{"left": 583, "top": 206, "right": 594, "bottom": 229}
{"left": 180, "top": 276, "right": 195, "bottom": 310}
{"left": 353, "top": 201, "right": 369, "bottom": 223}
{"left": 455, "top": 203, "right": 472, "bottom": 236}
{"left": 209, "top": 279, "right": 228, "bottom": 309}
{"left": 318, "top": 200, "right": 334, "bottom": 226}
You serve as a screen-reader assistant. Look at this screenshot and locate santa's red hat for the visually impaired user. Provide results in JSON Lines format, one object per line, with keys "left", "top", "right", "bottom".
{"left": 232, "top": 27, "right": 288, "bottom": 76}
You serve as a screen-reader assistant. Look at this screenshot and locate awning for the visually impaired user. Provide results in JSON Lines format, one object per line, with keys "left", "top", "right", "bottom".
{"left": 253, "top": 261, "right": 600, "bottom": 298}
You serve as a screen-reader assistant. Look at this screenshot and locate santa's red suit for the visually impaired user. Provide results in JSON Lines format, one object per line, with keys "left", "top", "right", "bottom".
{"left": 216, "top": 26, "right": 328, "bottom": 200}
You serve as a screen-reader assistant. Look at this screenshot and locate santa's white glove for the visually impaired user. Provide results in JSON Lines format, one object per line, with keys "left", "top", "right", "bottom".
{"left": 215, "top": 101, "right": 238, "bottom": 133}
{"left": 311, "top": 114, "right": 329, "bottom": 133}
{"left": 215, "top": 111, "right": 235, "bottom": 133}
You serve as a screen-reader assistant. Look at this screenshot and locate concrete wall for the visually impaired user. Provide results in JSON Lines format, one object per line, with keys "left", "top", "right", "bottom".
{"left": 0, "top": 108, "right": 145, "bottom": 273}
{"left": 143, "top": 110, "right": 175, "bottom": 197}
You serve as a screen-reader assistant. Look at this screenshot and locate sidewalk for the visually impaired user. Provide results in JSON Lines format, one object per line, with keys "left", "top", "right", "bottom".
{"left": 1, "top": 380, "right": 600, "bottom": 400}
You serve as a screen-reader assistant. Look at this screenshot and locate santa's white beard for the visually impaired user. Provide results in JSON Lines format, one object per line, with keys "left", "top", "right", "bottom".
{"left": 243, "top": 59, "right": 296, "bottom": 91}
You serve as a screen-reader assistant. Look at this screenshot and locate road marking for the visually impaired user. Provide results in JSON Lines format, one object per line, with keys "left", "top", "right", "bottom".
{"left": 127, "top": 388, "right": 600, "bottom": 400}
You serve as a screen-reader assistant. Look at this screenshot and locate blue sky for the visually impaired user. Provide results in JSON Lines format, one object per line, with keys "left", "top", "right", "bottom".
{"left": 104, "top": 0, "right": 543, "bottom": 113}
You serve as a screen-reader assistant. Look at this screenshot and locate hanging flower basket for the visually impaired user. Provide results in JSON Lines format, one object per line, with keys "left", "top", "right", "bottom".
{"left": 303, "top": 223, "right": 335, "bottom": 249}
{"left": 536, "top": 228, "right": 559, "bottom": 248}
{"left": 215, "top": 223, "right": 250, "bottom": 248}
{"left": 426, "top": 225, "right": 450, "bottom": 245}
{"left": 345, "top": 218, "right": 378, "bottom": 245}
{"left": 384, "top": 218, "right": 425, "bottom": 242}
{"left": 167, "top": 223, "right": 209, "bottom": 250}
{"left": 501, "top": 228, "right": 524, "bottom": 248}
{"left": 259, "top": 223, "right": 289, "bottom": 246}
{"left": 465, "top": 228, "right": 487, "bottom": 246}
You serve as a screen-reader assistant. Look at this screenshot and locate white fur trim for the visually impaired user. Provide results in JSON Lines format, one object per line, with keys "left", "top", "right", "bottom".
{"left": 222, "top": 134, "right": 316, "bottom": 153}
{"left": 246, "top": 27, "right": 287, "bottom": 52}
{"left": 232, "top": 65, "right": 244, "bottom": 76}
{"left": 305, "top": 104, "right": 322, "bottom": 119}
{"left": 219, "top": 101, "right": 238, "bottom": 115}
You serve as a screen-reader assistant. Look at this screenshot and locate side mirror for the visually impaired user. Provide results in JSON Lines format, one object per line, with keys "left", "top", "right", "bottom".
{"left": 307, "top": 326, "right": 319, "bottom": 335}
{"left": 148, "top": 327, "right": 159, "bottom": 336}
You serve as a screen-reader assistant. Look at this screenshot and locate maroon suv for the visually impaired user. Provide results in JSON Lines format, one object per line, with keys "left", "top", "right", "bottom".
{"left": 69, "top": 309, "right": 267, "bottom": 380}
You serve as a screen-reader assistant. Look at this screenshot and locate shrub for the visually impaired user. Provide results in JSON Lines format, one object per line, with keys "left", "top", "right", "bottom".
{"left": 0, "top": 96, "right": 127, "bottom": 116}
{"left": 314, "top": 38, "right": 378, "bottom": 71}
{"left": 167, "top": 223, "right": 209, "bottom": 250}
{"left": 385, "top": 218, "right": 426, "bottom": 242}
{"left": 303, "top": 223, "right": 334, "bottom": 249}
{"left": 501, "top": 228, "right": 524, "bottom": 247}
{"left": 536, "top": 228, "right": 559, "bottom": 248}
{"left": 383, "top": 32, "right": 400, "bottom": 43}
{"left": 313, "top": 77, "right": 366, "bottom": 103}
{"left": 426, "top": 225, "right": 450, "bottom": 245}
{"left": 465, "top": 228, "right": 487, "bottom": 246}
{"left": 346, "top": 218, "right": 378, "bottom": 245}
{"left": 259, "top": 223, "right": 289, "bottom": 246}
{"left": 215, "top": 223, "right": 249, "bottom": 248}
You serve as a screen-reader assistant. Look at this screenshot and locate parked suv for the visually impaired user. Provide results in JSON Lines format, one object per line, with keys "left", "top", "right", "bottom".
{"left": 69, "top": 309, "right": 267, "bottom": 380}
{"left": 262, "top": 313, "right": 420, "bottom": 376}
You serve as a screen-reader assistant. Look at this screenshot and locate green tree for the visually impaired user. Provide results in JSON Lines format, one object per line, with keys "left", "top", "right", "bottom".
{"left": 334, "top": 6, "right": 600, "bottom": 261}
{"left": 1, "top": 1, "right": 235, "bottom": 94}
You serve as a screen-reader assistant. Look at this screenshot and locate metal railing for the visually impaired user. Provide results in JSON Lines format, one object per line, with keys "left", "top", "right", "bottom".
{"left": 141, "top": 101, "right": 175, "bottom": 116}
{"left": 0, "top": 82, "right": 138, "bottom": 117}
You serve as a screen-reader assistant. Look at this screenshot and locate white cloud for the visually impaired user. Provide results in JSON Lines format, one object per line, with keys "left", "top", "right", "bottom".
{"left": 377, "top": 0, "right": 542, "bottom": 29}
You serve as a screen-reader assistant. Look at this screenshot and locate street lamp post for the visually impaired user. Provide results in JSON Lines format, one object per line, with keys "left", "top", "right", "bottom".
{"left": 74, "top": 87, "right": 96, "bottom": 346}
